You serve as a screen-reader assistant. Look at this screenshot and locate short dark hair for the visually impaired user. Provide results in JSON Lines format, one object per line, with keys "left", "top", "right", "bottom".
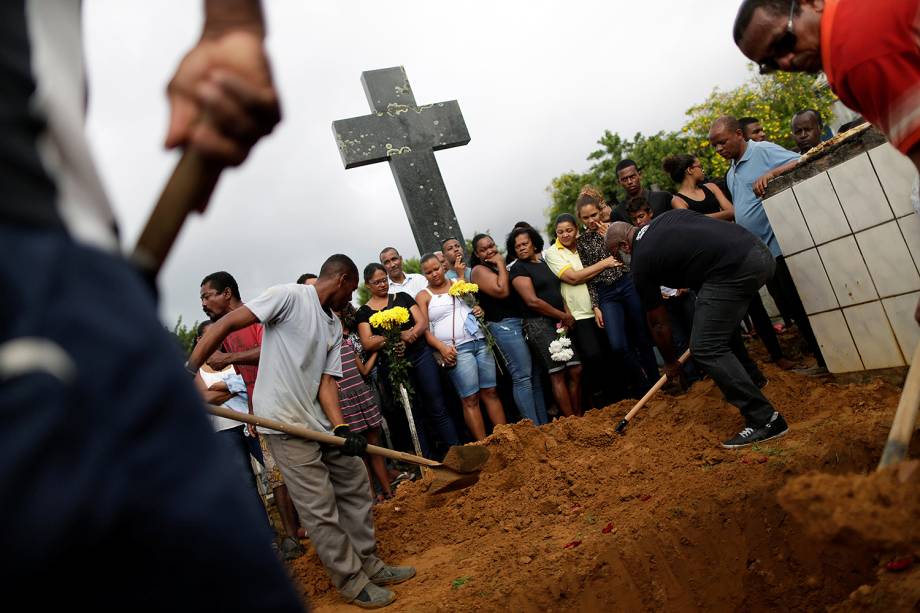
{"left": 379, "top": 247, "right": 399, "bottom": 259}
{"left": 319, "top": 254, "right": 358, "bottom": 280}
{"left": 200, "top": 271, "right": 240, "bottom": 300}
{"left": 441, "top": 237, "right": 462, "bottom": 250}
{"left": 615, "top": 159, "right": 639, "bottom": 175}
{"left": 739, "top": 116, "right": 760, "bottom": 128}
{"left": 625, "top": 195, "right": 651, "bottom": 213}
{"left": 296, "top": 273, "right": 317, "bottom": 284}
{"left": 793, "top": 108, "right": 823, "bottom": 127}
{"left": 363, "top": 262, "right": 386, "bottom": 282}
{"left": 733, "top": 0, "right": 799, "bottom": 44}
{"left": 509, "top": 226, "right": 544, "bottom": 254}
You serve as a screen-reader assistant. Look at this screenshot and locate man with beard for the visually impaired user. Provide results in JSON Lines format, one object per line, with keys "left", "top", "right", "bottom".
{"left": 199, "top": 270, "right": 304, "bottom": 560}
{"left": 188, "top": 255, "right": 416, "bottom": 609}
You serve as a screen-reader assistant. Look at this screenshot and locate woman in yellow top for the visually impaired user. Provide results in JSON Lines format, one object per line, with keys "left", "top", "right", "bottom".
{"left": 543, "top": 213, "right": 622, "bottom": 406}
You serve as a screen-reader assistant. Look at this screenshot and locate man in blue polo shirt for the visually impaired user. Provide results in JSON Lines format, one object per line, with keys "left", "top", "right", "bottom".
{"left": 709, "top": 115, "right": 825, "bottom": 368}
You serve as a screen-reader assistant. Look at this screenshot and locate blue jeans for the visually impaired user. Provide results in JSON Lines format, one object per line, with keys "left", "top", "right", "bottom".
{"left": 447, "top": 338, "right": 497, "bottom": 398}
{"left": 597, "top": 275, "right": 659, "bottom": 387}
{"left": 406, "top": 343, "right": 460, "bottom": 452}
{"left": 488, "top": 318, "right": 548, "bottom": 425}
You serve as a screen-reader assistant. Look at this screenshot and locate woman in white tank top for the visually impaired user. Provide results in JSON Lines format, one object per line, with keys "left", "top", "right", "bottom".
{"left": 416, "top": 254, "right": 506, "bottom": 440}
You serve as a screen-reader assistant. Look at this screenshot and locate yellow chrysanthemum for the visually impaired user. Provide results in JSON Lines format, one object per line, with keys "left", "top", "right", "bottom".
{"left": 448, "top": 281, "right": 479, "bottom": 297}
{"left": 368, "top": 306, "right": 410, "bottom": 330}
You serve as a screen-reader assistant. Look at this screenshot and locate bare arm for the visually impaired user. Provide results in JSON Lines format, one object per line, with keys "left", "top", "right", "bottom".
{"left": 754, "top": 159, "right": 798, "bottom": 197}
{"left": 646, "top": 304, "right": 678, "bottom": 364}
{"left": 317, "top": 374, "right": 347, "bottom": 428}
{"left": 704, "top": 183, "right": 735, "bottom": 221}
{"left": 511, "top": 276, "right": 569, "bottom": 322}
{"left": 671, "top": 195, "right": 689, "bottom": 210}
{"left": 357, "top": 321, "right": 386, "bottom": 353}
{"left": 354, "top": 350, "right": 378, "bottom": 377}
{"left": 471, "top": 259, "right": 510, "bottom": 299}
{"left": 558, "top": 256, "right": 619, "bottom": 286}
{"left": 401, "top": 303, "right": 428, "bottom": 344}
{"left": 194, "top": 372, "right": 233, "bottom": 406}
{"left": 188, "top": 306, "right": 258, "bottom": 371}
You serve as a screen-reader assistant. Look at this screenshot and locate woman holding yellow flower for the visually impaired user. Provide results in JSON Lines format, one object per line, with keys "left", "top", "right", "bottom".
{"left": 416, "top": 254, "right": 506, "bottom": 441}
{"left": 355, "top": 263, "right": 459, "bottom": 459}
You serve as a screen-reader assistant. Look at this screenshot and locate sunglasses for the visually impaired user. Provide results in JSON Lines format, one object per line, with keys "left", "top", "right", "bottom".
{"left": 758, "top": 0, "right": 797, "bottom": 75}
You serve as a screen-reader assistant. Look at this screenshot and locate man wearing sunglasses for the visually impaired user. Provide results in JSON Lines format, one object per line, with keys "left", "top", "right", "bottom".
{"left": 733, "top": 0, "right": 920, "bottom": 174}
{"left": 733, "top": 0, "right": 920, "bottom": 327}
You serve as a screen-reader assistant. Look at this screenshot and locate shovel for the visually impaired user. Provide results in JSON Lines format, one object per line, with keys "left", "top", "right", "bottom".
{"left": 878, "top": 341, "right": 920, "bottom": 469}
{"left": 207, "top": 405, "right": 490, "bottom": 494}
{"left": 615, "top": 349, "right": 691, "bottom": 434}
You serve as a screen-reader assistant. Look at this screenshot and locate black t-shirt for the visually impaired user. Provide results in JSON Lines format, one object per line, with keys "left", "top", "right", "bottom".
{"left": 473, "top": 264, "right": 523, "bottom": 322}
{"left": 355, "top": 292, "right": 423, "bottom": 350}
{"left": 509, "top": 259, "right": 566, "bottom": 317}
{"left": 631, "top": 209, "right": 758, "bottom": 309}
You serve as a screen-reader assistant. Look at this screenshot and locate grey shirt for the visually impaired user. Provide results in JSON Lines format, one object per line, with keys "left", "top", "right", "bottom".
{"left": 246, "top": 284, "right": 342, "bottom": 433}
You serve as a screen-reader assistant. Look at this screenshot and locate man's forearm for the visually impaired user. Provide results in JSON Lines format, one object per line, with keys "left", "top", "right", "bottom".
{"left": 318, "top": 375, "right": 347, "bottom": 429}
{"left": 647, "top": 308, "right": 678, "bottom": 363}
{"left": 229, "top": 347, "right": 260, "bottom": 366}
{"left": 204, "top": 0, "right": 265, "bottom": 36}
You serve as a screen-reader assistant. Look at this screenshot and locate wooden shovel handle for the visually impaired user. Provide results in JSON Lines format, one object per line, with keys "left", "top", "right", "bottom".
{"left": 878, "top": 341, "right": 920, "bottom": 470}
{"left": 207, "top": 405, "right": 441, "bottom": 468}
{"left": 131, "top": 150, "right": 223, "bottom": 278}
{"left": 622, "top": 349, "right": 691, "bottom": 423}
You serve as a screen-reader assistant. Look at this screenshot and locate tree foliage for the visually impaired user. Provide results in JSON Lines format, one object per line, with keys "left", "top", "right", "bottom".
{"left": 170, "top": 315, "right": 199, "bottom": 357}
{"left": 546, "top": 67, "right": 837, "bottom": 234}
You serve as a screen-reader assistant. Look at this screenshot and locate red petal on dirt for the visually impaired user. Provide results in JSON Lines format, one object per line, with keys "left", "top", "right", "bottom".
{"left": 885, "top": 557, "right": 914, "bottom": 572}
{"left": 757, "top": 457, "right": 768, "bottom": 464}
{"left": 563, "top": 540, "right": 582, "bottom": 549}
{"left": 601, "top": 523, "right": 614, "bottom": 534}
{"left": 640, "top": 495, "right": 652, "bottom": 501}
{"left": 741, "top": 458, "right": 752, "bottom": 465}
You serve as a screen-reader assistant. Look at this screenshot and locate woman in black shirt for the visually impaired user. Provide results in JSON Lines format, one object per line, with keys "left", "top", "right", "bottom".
{"left": 508, "top": 226, "right": 583, "bottom": 418}
{"left": 663, "top": 154, "right": 734, "bottom": 221}
{"left": 355, "top": 263, "right": 459, "bottom": 458}
{"left": 470, "top": 233, "right": 548, "bottom": 425}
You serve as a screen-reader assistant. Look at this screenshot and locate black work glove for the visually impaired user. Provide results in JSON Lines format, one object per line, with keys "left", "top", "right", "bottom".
{"left": 333, "top": 424, "right": 367, "bottom": 457}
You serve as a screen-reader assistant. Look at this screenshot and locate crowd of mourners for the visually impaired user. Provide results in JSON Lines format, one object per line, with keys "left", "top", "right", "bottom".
{"left": 191, "top": 110, "right": 846, "bottom": 564}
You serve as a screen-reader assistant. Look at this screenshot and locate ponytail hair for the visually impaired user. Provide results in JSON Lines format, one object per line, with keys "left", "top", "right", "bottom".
{"left": 662, "top": 154, "right": 696, "bottom": 184}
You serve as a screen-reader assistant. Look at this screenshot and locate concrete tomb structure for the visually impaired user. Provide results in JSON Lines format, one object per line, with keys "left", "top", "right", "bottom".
{"left": 763, "top": 128, "right": 919, "bottom": 373}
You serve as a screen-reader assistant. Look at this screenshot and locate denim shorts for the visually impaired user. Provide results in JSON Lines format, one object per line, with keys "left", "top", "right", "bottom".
{"left": 447, "top": 338, "right": 498, "bottom": 398}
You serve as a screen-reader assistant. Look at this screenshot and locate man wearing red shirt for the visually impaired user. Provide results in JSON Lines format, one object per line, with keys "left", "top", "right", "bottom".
{"left": 200, "top": 271, "right": 304, "bottom": 560}
{"left": 732, "top": 0, "right": 920, "bottom": 323}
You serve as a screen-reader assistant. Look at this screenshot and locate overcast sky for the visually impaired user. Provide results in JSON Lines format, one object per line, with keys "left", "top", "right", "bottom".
{"left": 84, "top": 0, "right": 752, "bottom": 327}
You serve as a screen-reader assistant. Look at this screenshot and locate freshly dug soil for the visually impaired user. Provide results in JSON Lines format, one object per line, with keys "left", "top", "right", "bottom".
{"left": 290, "top": 361, "right": 916, "bottom": 612}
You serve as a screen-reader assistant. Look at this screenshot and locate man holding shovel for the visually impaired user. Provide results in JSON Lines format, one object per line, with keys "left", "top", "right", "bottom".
{"left": 188, "top": 254, "right": 416, "bottom": 609}
{"left": 605, "top": 211, "right": 789, "bottom": 449}
{"left": 1, "top": 0, "right": 306, "bottom": 609}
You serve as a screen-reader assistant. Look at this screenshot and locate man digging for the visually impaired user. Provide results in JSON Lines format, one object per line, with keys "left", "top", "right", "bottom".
{"left": 605, "top": 211, "right": 789, "bottom": 448}
{"left": 188, "top": 254, "right": 416, "bottom": 609}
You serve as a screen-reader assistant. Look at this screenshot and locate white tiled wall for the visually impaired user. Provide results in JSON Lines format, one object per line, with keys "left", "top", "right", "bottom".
{"left": 763, "top": 144, "right": 919, "bottom": 373}
{"left": 828, "top": 154, "right": 895, "bottom": 232}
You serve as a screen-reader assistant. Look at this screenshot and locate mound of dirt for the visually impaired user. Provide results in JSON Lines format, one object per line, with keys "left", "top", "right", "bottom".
{"left": 289, "top": 363, "right": 913, "bottom": 612}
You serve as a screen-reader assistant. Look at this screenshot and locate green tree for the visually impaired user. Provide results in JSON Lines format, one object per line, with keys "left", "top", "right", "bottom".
{"left": 170, "top": 315, "right": 199, "bottom": 357}
{"left": 547, "top": 66, "right": 837, "bottom": 230}
{"left": 682, "top": 67, "right": 837, "bottom": 178}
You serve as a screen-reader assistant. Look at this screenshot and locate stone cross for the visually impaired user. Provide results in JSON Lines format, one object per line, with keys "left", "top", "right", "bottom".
{"left": 332, "top": 66, "right": 470, "bottom": 255}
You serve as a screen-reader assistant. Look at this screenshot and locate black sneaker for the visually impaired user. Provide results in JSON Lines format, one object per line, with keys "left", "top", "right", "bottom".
{"left": 721, "top": 412, "right": 788, "bottom": 449}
